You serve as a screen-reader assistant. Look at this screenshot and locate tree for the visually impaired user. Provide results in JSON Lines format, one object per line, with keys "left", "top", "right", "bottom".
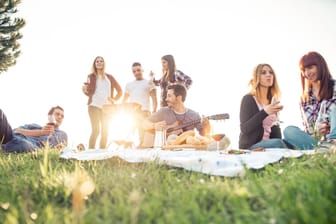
{"left": 0, "top": 0, "right": 25, "bottom": 74}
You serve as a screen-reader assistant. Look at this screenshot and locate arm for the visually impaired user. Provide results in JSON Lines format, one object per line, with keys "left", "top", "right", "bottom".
{"left": 14, "top": 124, "right": 55, "bottom": 137}
{"left": 200, "top": 117, "right": 211, "bottom": 136}
{"left": 175, "top": 70, "right": 193, "bottom": 89}
{"left": 149, "top": 88, "right": 158, "bottom": 113}
{"left": 142, "top": 109, "right": 166, "bottom": 131}
{"left": 83, "top": 74, "right": 95, "bottom": 96}
{"left": 239, "top": 95, "right": 268, "bottom": 135}
{"left": 109, "top": 75, "right": 123, "bottom": 101}
{"left": 122, "top": 92, "right": 130, "bottom": 104}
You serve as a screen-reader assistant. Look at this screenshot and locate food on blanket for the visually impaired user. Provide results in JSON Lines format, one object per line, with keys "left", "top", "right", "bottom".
{"left": 251, "top": 147, "right": 265, "bottom": 152}
{"left": 228, "top": 149, "right": 248, "bottom": 154}
{"left": 173, "top": 130, "right": 195, "bottom": 145}
{"left": 185, "top": 135, "right": 211, "bottom": 145}
{"left": 196, "top": 135, "right": 211, "bottom": 145}
{"left": 207, "top": 135, "right": 231, "bottom": 151}
{"left": 77, "top": 143, "right": 85, "bottom": 151}
{"left": 186, "top": 136, "right": 201, "bottom": 145}
{"left": 166, "top": 134, "right": 178, "bottom": 145}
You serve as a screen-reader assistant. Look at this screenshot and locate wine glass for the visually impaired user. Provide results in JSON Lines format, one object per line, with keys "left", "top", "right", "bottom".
{"left": 315, "top": 102, "right": 328, "bottom": 141}
{"left": 149, "top": 70, "right": 155, "bottom": 85}
{"left": 211, "top": 120, "right": 226, "bottom": 152}
{"left": 47, "top": 114, "right": 56, "bottom": 126}
{"left": 271, "top": 96, "right": 282, "bottom": 126}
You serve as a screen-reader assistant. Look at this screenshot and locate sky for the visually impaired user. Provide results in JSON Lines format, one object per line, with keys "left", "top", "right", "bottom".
{"left": 0, "top": 0, "right": 336, "bottom": 148}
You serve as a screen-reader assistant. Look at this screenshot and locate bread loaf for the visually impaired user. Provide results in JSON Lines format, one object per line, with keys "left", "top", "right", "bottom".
{"left": 173, "top": 130, "right": 195, "bottom": 145}
{"left": 186, "top": 136, "right": 201, "bottom": 145}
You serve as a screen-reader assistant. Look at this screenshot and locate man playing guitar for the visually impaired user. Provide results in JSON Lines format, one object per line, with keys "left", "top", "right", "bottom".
{"left": 142, "top": 84, "right": 211, "bottom": 147}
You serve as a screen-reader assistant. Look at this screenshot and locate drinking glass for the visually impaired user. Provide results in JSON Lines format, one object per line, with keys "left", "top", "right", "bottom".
{"left": 47, "top": 114, "right": 56, "bottom": 126}
{"left": 315, "top": 102, "right": 328, "bottom": 141}
{"left": 271, "top": 96, "right": 282, "bottom": 126}
{"left": 211, "top": 120, "right": 226, "bottom": 151}
{"left": 149, "top": 70, "right": 155, "bottom": 84}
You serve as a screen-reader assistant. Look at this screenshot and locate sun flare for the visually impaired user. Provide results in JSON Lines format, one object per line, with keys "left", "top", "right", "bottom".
{"left": 108, "top": 110, "right": 138, "bottom": 142}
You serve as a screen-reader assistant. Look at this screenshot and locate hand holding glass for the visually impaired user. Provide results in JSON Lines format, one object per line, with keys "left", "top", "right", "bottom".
{"left": 47, "top": 115, "right": 56, "bottom": 126}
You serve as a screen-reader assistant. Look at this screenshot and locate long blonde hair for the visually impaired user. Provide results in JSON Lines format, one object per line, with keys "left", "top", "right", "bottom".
{"left": 91, "top": 56, "right": 106, "bottom": 79}
{"left": 248, "top": 64, "right": 281, "bottom": 104}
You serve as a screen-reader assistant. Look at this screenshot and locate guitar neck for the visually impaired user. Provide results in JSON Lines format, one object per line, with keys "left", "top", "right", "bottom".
{"left": 166, "top": 119, "right": 201, "bottom": 133}
{"left": 166, "top": 113, "right": 229, "bottom": 134}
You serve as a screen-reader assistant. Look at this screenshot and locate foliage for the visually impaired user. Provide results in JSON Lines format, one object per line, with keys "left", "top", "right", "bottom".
{"left": 0, "top": 149, "right": 336, "bottom": 223}
{"left": 0, "top": 0, "right": 25, "bottom": 74}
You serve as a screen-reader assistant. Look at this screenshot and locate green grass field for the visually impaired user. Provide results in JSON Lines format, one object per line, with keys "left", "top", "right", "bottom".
{"left": 0, "top": 148, "right": 336, "bottom": 224}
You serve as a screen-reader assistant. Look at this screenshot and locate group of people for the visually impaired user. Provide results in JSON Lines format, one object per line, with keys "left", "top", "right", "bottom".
{"left": 1, "top": 51, "right": 335, "bottom": 153}
{"left": 81, "top": 54, "right": 195, "bottom": 149}
{"left": 239, "top": 51, "right": 336, "bottom": 150}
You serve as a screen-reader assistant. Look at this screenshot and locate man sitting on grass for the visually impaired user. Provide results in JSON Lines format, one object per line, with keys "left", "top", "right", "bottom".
{"left": 0, "top": 106, "right": 68, "bottom": 153}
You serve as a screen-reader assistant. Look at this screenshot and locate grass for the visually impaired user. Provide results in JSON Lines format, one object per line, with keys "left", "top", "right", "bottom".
{"left": 0, "top": 148, "right": 336, "bottom": 224}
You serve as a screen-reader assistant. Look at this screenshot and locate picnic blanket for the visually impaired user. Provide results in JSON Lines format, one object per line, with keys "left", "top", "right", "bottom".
{"left": 60, "top": 147, "right": 315, "bottom": 177}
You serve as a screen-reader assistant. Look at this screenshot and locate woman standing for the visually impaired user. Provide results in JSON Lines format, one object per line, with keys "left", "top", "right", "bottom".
{"left": 283, "top": 51, "right": 336, "bottom": 150}
{"left": 151, "top": 54, "right": 192, "bottom": 107}
{"left": 239, "top": 64, "right": 286, "bottom": 150}
{"left": 82, "top": 56, "right": 122, "bottom": 149}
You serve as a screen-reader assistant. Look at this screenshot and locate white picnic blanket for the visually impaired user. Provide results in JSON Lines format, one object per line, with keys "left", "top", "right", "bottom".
{"left": 60, "top": 147, "right": 314, "bottom": 177}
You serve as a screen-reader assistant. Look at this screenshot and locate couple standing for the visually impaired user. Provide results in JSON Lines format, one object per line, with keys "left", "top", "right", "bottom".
{"left": 239, "top": 51, "right": 336, "bottom": 150}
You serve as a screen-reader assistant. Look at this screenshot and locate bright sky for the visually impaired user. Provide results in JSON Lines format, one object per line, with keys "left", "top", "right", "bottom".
{"left": 0, "top": 0, "right": 336, "bottom": 148}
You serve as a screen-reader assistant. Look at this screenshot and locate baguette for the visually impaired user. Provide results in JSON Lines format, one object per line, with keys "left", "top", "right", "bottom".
{"left": 173, "top": 130, "right": 195, "bottom": 145}
{"left": 186, "top": 136, "right": 201, "bottom": 145}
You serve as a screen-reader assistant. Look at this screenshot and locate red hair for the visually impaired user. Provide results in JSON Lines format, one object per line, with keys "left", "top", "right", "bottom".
{"left": 299, "top": 51, "right": 333, "bottom": 101}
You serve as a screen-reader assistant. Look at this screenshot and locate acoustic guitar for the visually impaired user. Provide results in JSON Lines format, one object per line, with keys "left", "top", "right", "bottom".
{"left": 142, "top": 113, "right": 230, "bottom": 148}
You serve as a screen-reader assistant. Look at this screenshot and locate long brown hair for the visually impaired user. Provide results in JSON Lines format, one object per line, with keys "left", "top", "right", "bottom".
{"left": 91, "top": 56, "right": 106, "bottom": 79}
{"left": 299, "top": 51, "right": 333, "bottom": 102}
{"left": 248, "top": 64, "right": 281, "bottom": 104}
{"left": 161, "top": 54, "right": 176, "bottom": 82}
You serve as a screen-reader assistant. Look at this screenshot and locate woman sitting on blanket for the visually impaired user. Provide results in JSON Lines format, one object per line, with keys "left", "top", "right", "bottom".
{"left": 239, "top": 64, "right": 288, "bottom": 150}
{"left": 283, "top": 51, "right": 336, "bottom": 150}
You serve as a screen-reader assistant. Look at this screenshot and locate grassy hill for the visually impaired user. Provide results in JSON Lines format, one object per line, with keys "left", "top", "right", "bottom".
{"left": 0, "top": 148, "right": 336, "bottom": 224}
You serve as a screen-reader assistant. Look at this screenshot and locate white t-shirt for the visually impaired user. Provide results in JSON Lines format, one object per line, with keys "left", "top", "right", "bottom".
{"left": 90, "top": 75, "right": 111, "bottom": 108}
{"left": 124, "top": 79, "right": 155, "bottom": 111}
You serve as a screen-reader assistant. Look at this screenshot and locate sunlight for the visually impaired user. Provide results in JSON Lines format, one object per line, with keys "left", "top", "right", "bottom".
{"left": 108, "top": 107, "right": 138, "bottom": 144}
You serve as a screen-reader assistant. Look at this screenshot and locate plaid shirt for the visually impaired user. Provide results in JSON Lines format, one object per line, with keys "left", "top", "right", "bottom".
{"left": 300, "top": 79, "right": 336, "bottom": 135}
{"left": 153, "top": 70, "right": 193, "bottom": 106}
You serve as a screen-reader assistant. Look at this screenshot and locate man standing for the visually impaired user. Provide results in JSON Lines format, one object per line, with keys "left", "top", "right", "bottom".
{"left": 122, "top": 62, "right": 158, "bottom": 147}
{"left": 0, "top": 106, "right": 67, "bottom": 153}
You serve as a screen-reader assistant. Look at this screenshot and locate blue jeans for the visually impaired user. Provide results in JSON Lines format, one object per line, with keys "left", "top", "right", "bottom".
{"left": 249, "top": 138, "right": 288, "bottom": 150}
{"left": 283, "top": 126, "right": 317, "bottom": 150}
{"left": 0, "top": 109, "right": 37, "bottom": 153}
{"left": 284, "top": 107, "right": 336, "bottom": 150}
